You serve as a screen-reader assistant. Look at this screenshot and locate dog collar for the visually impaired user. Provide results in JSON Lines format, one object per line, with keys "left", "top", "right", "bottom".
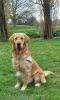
{"left": 26, "top": 56, "right": 32, "bottom": 62}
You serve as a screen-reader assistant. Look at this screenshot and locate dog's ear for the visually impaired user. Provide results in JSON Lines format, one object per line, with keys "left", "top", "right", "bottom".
{"left": 9, "top": 34, "right": 14, "bottom": 43}
{"left": 24, "top": 34, "right": 30, "bottom": 43}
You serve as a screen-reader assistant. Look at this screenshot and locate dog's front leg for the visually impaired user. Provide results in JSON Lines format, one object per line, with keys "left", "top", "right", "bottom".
{"left": 21, "top": 80, "right": 29, "bottom": 91}
{"left": 15, "top": 71, "right": 21, "bottom": 89}
{"left": 15, "top": 81, "right": 20, "bottom": 89}
{"left": 21, "top": 72, "right": 31, "bottom": 91}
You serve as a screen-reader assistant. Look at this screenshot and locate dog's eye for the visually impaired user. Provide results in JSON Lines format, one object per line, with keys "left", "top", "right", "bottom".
{"left": 15, "top": 37, "right": 17, "bottom": 40}
{"left": 21, "top": 37, "right": 23, "bottom": 40}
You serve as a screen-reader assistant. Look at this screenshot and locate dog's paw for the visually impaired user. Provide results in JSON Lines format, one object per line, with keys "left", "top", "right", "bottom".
{"left": 21, "top": 85, "right": 27, "bottom": 91}
{"left": 41, "top": 78, "right": 46, "bottom": 83}
{"left": 35, "top": 83, "right": 41, "bottom": 87}
{"left": 15, "top": 83, "right": 20, "bottom": 89}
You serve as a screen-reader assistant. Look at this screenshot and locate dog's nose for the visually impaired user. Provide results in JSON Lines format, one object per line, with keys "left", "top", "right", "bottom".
{"left": 17, "top": 43, "right": 21, "bottom": 47}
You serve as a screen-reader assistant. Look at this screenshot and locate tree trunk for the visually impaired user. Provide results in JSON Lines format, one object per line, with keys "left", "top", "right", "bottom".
{"left": 43, "top": 0, "right": 53, "bottom": 39}
{"left": 0, "top": 0, "right": 8, "bottom": 40}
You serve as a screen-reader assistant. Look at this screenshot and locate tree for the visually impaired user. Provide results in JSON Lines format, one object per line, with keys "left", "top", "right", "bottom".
{"left": 4, "top": 0, "right": 12, "bottom": 20}
{"left": 11, "top": 0, "right": 36, "bottom": 25}
{"left": 25, "top": 16, "right": 38, "bottom": 25}
{"left": 11, "top": 0, "right": 28, "bottom": 24}
{"left": 43, "top": 0, "right": 53, "bottom": 39}
{"left": 11, "top": 0, "right": 19, "bottom": 24}
{"left": 29, "top": 0, "right": 59, "bottom": 39}
{"left": 29, "top": 0, "right": 53, "bottom": 39}
{"left": 0, "top": 0, "right": 8, "bottom": 40}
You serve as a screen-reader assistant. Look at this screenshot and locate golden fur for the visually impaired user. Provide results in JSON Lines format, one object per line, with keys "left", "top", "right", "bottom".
{"left": 9, "top": 33, "right": 53, "bottom": 90}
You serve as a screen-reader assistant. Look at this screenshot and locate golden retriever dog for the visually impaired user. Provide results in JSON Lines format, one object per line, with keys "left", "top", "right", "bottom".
{"left": 9, "top": 33, "right": 53, "bottom": 91}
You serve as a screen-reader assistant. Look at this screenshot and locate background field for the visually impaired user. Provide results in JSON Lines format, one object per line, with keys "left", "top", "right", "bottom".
{"left": 0, "top": 38, "right": 60, "bottom": 100}
{"left": 8, "top": 25, "right": 39, "bottom": 38}
{"left": 8, "top": 25, "right": 60, "bottom": 38}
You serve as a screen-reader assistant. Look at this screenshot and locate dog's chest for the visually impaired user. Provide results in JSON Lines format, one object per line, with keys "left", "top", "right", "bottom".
{"left": 12, "top": 55, "right": 32, "bottom": 72}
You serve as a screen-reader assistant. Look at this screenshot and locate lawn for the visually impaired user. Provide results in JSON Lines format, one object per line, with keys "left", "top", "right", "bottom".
{"left": 8, "top": 25, "right": 60, "bottom": 37}
{"left": 0, "top": 38, "right": 60, "bottom": 100}
{"left": 8, "top": 25, "right": 39, "bottom": 37}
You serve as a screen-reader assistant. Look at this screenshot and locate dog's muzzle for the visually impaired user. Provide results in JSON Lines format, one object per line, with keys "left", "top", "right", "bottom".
{"left": 17, "top": 42, "right": 21, "bottom": 49}
{"left": 17, "top": 43, "right": 20, "bottom": 47}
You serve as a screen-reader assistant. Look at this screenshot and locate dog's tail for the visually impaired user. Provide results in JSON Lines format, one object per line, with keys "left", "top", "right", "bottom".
{"left": 44, "top": 71, "right": 54, "bottom": 77}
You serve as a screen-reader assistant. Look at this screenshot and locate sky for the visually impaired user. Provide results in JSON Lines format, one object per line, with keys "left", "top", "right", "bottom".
{"left": 14, "top": 0, "right": 60, "bottom": 21}
{"left": 58, "top": 8, "right": 60, "bottom": 19}
{"left": 36, "top": 8, "right": 60, "bottom": 21}
{"left": 26, "top": 0, "right": 60, "bottom": 21}
{"left": 8, "top": 0, "right": 60, "bottom": 23}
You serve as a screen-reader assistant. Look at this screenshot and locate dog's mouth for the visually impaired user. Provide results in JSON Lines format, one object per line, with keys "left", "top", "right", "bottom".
{"left": 17, "top": 46, "right": 21, "bottom": 50}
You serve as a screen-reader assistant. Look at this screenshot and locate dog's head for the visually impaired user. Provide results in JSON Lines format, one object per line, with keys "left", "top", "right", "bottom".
{"left": 9, "top": 33, "right": 30, "bottom": 49}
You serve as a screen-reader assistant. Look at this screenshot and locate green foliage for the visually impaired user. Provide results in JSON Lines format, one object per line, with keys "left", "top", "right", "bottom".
{"left": 8, "top": 25, "right": 39, "bottom": 36}
{"left": 53, "top": 26, "right": 60, "bottom": 37}
{"left": 0, "top": 39, "right": 60, "bottom": 100}
{"left": 8, "top": 25, "right": 60, "bottom": 38}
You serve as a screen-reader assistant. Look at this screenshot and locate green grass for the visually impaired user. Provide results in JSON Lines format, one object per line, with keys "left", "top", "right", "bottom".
{"left": 8, "top": 25, "right": 60, "bottom": 37}
{"left": 0, "top": 38, "right": 60, "bottom": 100}
{"left": 8, "top": 25, "right": 39, "bottom": 37}
{"left": 54, "top": 26, "right": 60, "bottom": 32}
